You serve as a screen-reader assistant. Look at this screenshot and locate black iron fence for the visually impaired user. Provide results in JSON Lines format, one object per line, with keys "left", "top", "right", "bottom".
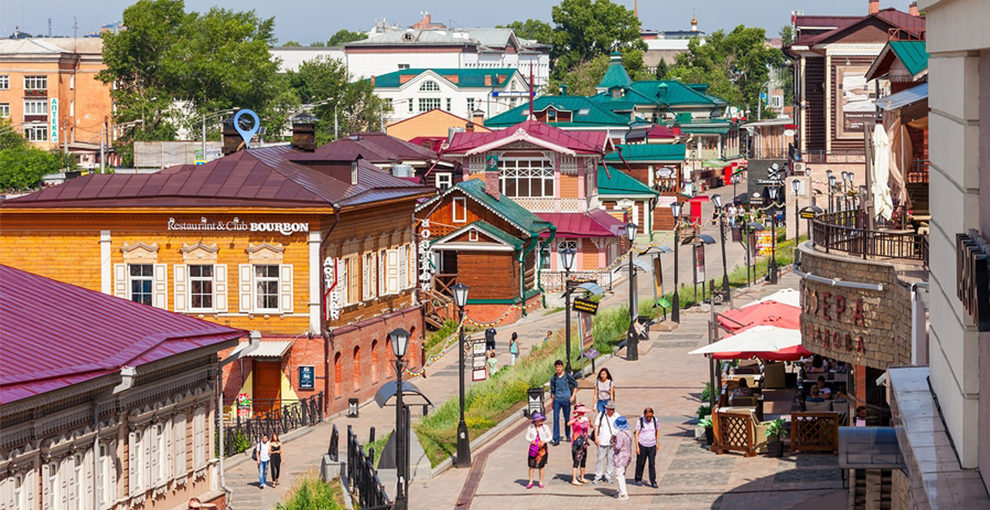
{"left": 812, "top": 211, "right": 928, "bottom": 267}
{"left": 347, "top": 425, "right": 391, "bottom": 509}
{"left": 220, "top": 393, "right": 324, "bottom": 457}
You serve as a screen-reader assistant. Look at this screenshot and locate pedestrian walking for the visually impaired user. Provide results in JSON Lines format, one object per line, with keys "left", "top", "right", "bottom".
{"left": 612, "top": 416, "right": 634, "bottom": 500}
{"left": 593, "top": 402, "right": 619, "bottom": 484}
{"left": 634, "top": 408, "right": 660, "bottom": 488}
{"left": 269, "top": 434, "right": 283, "bottom": 487}
{"left": 544, "top": 330, "right": 553, "bottom": 344}
{"left": 595, "top": 368, "right": 615, "bottom": 414}
{"left": 486, "top": 351, "right": 498, "bottom": 377}
{"left": 254, "top": 434, "right": 271, "bottom": 488}
{"left": 549, "top": 360, "right": 577, "bottom": 445}
{"left": 509, "top": 332, "right": 519, "bottom": 366}
{"left": 567, "top": 404, "right": 592, "bottom": 485}
{"left": 525, "top": 412, "right": 551, "bottom": 489}
{"left": 485, "top": 326, "right": 497, "bottom": 355}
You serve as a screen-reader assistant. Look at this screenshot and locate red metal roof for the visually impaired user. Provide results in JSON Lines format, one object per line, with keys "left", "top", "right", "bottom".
{"left": 796, "top": 9, "right": 925, "bottom": 46}
{"left": 647, "top": 125, "right": 678, "bottom": 139}
{"left": 536, "top": 209, "right": 624, "bottom": 238}
{"left": 292, "top": 132, "right": 438, "bottom": 163}
{"left": 0, "top": 265, "right": 245, "bottom": 404}
{"left": 2, "top": 146, "right": 432, "bottom": 210}
{"left": 445, "top": 120, "right": 607, "bottom": 155}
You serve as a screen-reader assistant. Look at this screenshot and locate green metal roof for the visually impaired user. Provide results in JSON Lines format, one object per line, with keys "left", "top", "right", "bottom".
{"left": 371, "top": 68, "right": 520, "bottom": 89}
{"left": 598, "top": 53, "right": 634, "bottom": 90}
{"left": 418, "top": 179, "right": 553, "bottom": 236}
{"left": 484, "top": 96, "right": 631, "bottom": 128}
{"left": 889, "top": 41, "right": 928, "bottom": 77}
{"left": 433, "top": 220, "right": 524, "bottom": 250}
{"left": 597, "top": 166, "right": 658, "bottom": 196}
{"left": 604, "top": 144, "right": 686, "bottom": 162}
{"left": 627, "top": 81, "right": 727, "bottom": 106}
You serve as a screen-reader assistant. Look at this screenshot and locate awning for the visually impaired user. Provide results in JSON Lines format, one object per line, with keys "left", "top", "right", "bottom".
{"left": 718, "top": 301, "right": 800, "bottom": 332}
{"left": 689, "top": 325, "right": 811, "bottom": 361}
{"left": 537, "top": 210, "right": 625, "bottom": 238}
{"left": 374, "top": 380, "right": 434, "bottom": 408}
{"left": 243, "top": 340, "right": 293, "bottom": 358}
{"left": 741, "top": 288, "right": 801, "bottom": 309}
{"left": 702, "top": 160, "right": 730, "bottom": 168}
{"left": 874, "top": 83, "right": 928, "bottom": 111}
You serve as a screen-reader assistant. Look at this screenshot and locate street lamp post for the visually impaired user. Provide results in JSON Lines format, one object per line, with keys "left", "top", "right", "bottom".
{"left": 792, "top": 179, "right": 801, "bottom": 242}
{"left": 560, "top": 247, "right": 577, "bottom": 373}
{"left": 670, "top": 202, "right": 682, "bottom": 323}
{"left": 711, "top": 194, "right": 730, "bottom": 301}
{"left": 768, "top": 187, "right": 779, "bottom": 284}
{"left": 389, "top": 328, "right": 411, "bottom": 510}
{"left": 682, "top": 234, "right": 717, "bottom": 407}
{"left": 451, "top": 284, "right": 471, "bottom": 468}
{"left": 625, "top": 222, "right": 640, "bottom": 361}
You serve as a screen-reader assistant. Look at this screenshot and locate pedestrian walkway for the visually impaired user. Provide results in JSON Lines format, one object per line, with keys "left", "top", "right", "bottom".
{"left": 415, "top": 271, "right": 847, "bottom": 510}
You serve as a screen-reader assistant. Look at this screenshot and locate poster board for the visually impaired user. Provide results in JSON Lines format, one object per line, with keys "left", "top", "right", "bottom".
{"left": 471, "top": 339, "right": 487, "bottom": 381}
{"left": 653, "top": 256, "right": 663, "bottom": 296}
{"left": 694, "top": 244, "right": 706, "bottom": 282}
{"left": 755, "top": 231, "right": 773, "bottom": 256}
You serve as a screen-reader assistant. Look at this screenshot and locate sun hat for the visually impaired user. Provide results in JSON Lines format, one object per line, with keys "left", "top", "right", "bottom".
{"left": 605, "top": 401, "right": 617, "bottom": 410}
{"left": 574, "top": 404, "right": 590, "bottom": 415}
{"left": 531, "top": 412, "right": 546, "bottom": 423}
{"left": 614, "top": 416, "right": 629, "bottom": 430}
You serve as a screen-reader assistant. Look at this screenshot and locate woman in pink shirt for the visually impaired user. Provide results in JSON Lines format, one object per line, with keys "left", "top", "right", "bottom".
{"left": 567, "top": 404, "right": 592, "bottom": 485}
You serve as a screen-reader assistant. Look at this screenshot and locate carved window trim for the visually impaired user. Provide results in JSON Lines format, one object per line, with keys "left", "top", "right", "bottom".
{"left": 121, "top": 242, "right": 159, "bottom": 263}
{"left": 179, "top": 242, "right": 219, "bottom": 262}
{"left": 245, "top": 243, "right": 285, "bottom": 264}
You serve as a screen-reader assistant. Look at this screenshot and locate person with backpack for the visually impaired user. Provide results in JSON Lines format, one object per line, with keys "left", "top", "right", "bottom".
{"left": 253, "top": 434, "right": 271, "bottom": 488}
{"left": 549, "top": 360, "right": 577, "bottom": 446}
{"left": 592, "top": 402, "right": 619, "bottom": 485}
{"left": 634, "top": 407, "right": 660, "bottom": 488}
{"left": 484, "top": 326, "right": 497, "bottom": 355}
{"left": 612, "top": 416, "right": 634, "bottom": 500}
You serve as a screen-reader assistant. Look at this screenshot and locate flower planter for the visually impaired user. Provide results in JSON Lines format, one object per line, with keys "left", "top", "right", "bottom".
{"left": 704, "top": 427, "right": 714, "bottom": 446}
{"left": 767, "top": 439, "right": 784, "bottom": 458}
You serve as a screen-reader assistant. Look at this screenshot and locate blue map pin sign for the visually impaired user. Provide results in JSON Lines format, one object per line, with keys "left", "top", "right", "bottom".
{"left": 234, "top": 109, "right": 260, "bottom": 148}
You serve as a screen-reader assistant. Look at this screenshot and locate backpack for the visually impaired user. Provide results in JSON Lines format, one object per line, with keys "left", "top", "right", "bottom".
{"left": 251, "top": 443, "right": 259, "bottom": 461}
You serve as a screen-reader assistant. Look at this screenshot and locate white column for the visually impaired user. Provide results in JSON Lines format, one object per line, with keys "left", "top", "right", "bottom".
{"left": 308, "top": 230, "right": 322, "bottom": 333}
{"left": 100, "top": 230, "right": 111, "bottom": 294}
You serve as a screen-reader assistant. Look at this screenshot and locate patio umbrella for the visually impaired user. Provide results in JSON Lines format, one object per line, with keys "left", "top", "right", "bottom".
{"left": 717, "top": 300, "right": 800, "bottom": 332}
{"left": 872, "top": 123, "right": 894, "bottom": 220}
{"left": 689, "top": 325, "right": 810, "bottom": 361}
{"left": 741, "top": 288, "right": 801, "bottom": 309}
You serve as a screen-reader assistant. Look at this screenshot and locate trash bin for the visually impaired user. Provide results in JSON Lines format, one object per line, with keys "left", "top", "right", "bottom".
{"left": 347, "top": 398, "right": 359, "bottom": 417}
{"left": 525, "top": 387, "right": 545, "bottom": 418}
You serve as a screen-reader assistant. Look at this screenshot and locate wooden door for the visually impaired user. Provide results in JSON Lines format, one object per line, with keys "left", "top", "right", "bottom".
{"left": 253, "top": 361, "right": 282, "bottom": 415}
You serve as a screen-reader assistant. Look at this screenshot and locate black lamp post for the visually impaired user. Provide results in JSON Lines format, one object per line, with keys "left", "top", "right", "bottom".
{"left": 451, "top": 283, "right": 471, "bottom": 468}
{"left": 849, "top": 174, "right": 857, "bottom": 210}
{"left": 841, "top": 172, "right": 850, "bottom": 211}
{"left": 625, "top": 221, "right": 640, "bottom": 361}
{"left": 711, "top": 194, "right": 730, "bottom": 301}
{"left": 670, "top": 202, "right": 682, "bottom": 323}
{"left": 768, "top": 186, "right": 779, "bottom": 284}
{"left": 389, "top": 327, "right": 411, "bottom": 510}
{"left": 792, "top": 179, "right": 801, "bottom": 242}
{"left": 560, "top": 246, "right": 576, "bottom": 373}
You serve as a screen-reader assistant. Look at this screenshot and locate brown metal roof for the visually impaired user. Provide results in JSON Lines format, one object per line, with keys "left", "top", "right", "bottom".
{"left": 795, "top": 9, "right": 925, "bottom": 46}
{"left": 291, "top": 132, "right": 439, "bottom": 163}
{"left": 2, "top": 145, "right": 433, "bottom": 210}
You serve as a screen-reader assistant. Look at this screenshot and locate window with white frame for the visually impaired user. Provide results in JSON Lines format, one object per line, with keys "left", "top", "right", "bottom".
{"left": 383, "top": 98, "right": 393, "bottom": 110}
{"left": 407, "top": 101, "right": 413, "bottom": 113}
{"left": 172, "top": 413, "right": 186, "bottom": 478}
{"left": 558, "top": 241, "right": 577, "bottom": 270}
{"left": 466, "top": 98, "right": 476, "bottom": 112}
{"left": 445, "top": 98, "right": 451, "bottom": 111}
{"left": 24, "top": 100, "right": 47, "bottom": 115}
{"left": 435, "top": 172, "right": 452, "bottom": 191}
{"left": 418, "top": 98, "right": 441, "bottom": 112}
{"left": 419, "top": 80, "right": 439, "bottom": 92}
{"left": 362, "top": 252, "right": 377, "bottom": 300}
{"left": 24, "top": 75, "right": 47, "bottom": 91}
{"left": 99, "top": 443, "right": 114, "bottom": 507}
{"left": 25, "top": 124, "right": 48, "bottom": 142}
{"left": 0, "top": 103, "right": 8, "bottom": 118}
{"left": 154, "top": 423, "right": 166, "bottom": 483}
{"left": 540, "top": 244, "right": 551, "bottom": 269}
{"left": 254, "top": 265, "right": 279, "bottom": 311}
{"left": 398, "top": 63, "right": 410, "bottom": 70}
{"left": 46, "top": 462, "right": 58, "bottom": 510}
{"left": 189, "top": 265, "right": 214, "bottom": 311}
{"left": 131, "top": 430, "right": 143, "bottom": 493}
{"left": 0, "top": 75, "right": 8, "bottom": 90}
{"left": 499, "top": 159, "right": 555, "bottom": 198}
{"left": 129, "top": 264, "right": 153, "bottom": 305}
{"left": 378, "top": 249, "right": 387, "bottom": 297}
{"left": 452, "top": 197, "right": 467, "bottom": 223}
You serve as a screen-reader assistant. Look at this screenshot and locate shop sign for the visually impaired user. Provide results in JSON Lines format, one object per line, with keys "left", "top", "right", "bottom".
{"left": 471, "top": 339, "right": 487, "bottom": 381}
{"left": 801, "top": 288, "right": 868, "bottom": 354}
{"left": 956, "top": 232, "right": 990, "bottom": 330}
{"left": 167, "top": 217, "right": 309, "bottom": 236}
{"left": 800, "top": 210, "right": 817, "bottom": 219}
{"left": 694, "top": 244, "right": 706, "bottom": 282}
{"left": 418, "top": 219, "right": 435, "bottom": 291}
{"left": 298, "top": 366, "right": 315, "bottom": 390}
{"left": 573, "top": 297, "right": 599, "bottom": 315}
{"left": 50, "top": 98, "right": 58, "bottom": 143}
{"left": 323, "top": 256, "right": 341, "bottom": 322}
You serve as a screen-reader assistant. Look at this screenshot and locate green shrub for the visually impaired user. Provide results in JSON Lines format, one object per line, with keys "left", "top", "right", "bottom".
{"left": 424, "top": 320, "right": 461, "bottom": 358}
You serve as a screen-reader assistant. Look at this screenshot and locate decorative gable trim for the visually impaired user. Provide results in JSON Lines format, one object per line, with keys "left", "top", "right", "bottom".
{"left": 180, "top": 242, "right": 219, "bottom": 262}
{"left": 465, "top": 127, "right": 577, "bottom": 157}
{"left": 121, "top": 242, "right": 160, "bottom": 263}
{"left": 245, "top": 243, "right": 285, "bottom": 263}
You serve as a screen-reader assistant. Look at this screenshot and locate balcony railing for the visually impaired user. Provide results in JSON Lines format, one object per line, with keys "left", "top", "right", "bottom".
{"left": 812, "top": 210, "right": 928, "bottom": 267}
{"left": 800, "top": 150, "right": 867, "bottom": 164}
{"left": 907, "top": 160, "right": 929, "bottom": 184}
{"left": 511, "top": 197, "right": 587, "bottom": 213}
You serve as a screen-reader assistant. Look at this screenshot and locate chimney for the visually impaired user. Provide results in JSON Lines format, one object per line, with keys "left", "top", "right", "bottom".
{"left": 370, "top": 75, "right": 376, "bottom": 87}
{"left": 560, "top": 83, "right": 568, "bottom": 96}
{"left": 868, "top": 0, "right": 879, "bottom": 14}
{"left": 465, "top": 121, "right": 475, "bottom": 132}
{"left": 484, "top": 156, "right": 500, "bottom": 200}
{"left": 290, "top": 113, "right": 318, "bottom": 152}
{"left": 221, "top": 116, "right": 242, "bottom": 155}
{"left": 471, "top": 109, "right": 485, "bottom": 127}
{"left": 909, "top": 1, "right": 919, "bottom": 16}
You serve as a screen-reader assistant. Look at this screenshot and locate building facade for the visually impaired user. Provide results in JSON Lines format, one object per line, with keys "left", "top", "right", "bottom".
{"left": 0, "top": 265, "right": 245, "bottom": 510}
{"left": 371, "top": 68, "right": 529, "bottom": 124}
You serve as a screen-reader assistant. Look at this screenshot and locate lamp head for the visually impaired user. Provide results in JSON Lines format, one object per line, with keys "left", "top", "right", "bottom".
{"left": 670, "top": 201, "right": 682, "bottom": 219}
{"left": 451, "top": 282, "right": 469, "bottom": 308}
{"left": 711, "top": 193, "right": 722, "bottom": 209}
{"left": 791, "top": 179, "right": 800, "bottom": 193}
{"left": 389, "top": 328, "right": 411, "bottom": 358}
{"left": 829, "top": 175, "right": 837, "bottom": 187}
{"left": 625, "top": 222, "right": 638, "bottom": 242}
{"left": 560, "top": 245, "right": 576, "bottom": 271}
{"left": 768, "top": 186, "right": 778, "bottom": 200}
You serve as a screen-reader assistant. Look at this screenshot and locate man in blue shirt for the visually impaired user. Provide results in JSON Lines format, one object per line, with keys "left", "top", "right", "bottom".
{"left": 549, "top": 359, "right": 578, "bottom": 445}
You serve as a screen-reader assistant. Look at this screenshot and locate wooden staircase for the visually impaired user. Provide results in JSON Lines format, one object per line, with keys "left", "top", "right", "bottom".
{"left": 421, "top": 288, "right": 455, "bottom": 330}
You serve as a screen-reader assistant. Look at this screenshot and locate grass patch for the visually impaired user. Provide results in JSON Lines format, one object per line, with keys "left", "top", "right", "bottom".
{"left": 424, "top": 320, "right": 461, "bottom": 359}
{"left": 363, "top": 432, "right": 392, "bottom": 469}
{"left": 274, "top": 469, "right": 345, "bottom": 510}
{"left": 414, "top": 331, "right": 582, "bottom": 467}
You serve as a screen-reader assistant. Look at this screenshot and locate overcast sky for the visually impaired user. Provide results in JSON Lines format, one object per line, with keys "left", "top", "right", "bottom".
{"left": 2, "top": 0, "right": 914, "bottom": 43}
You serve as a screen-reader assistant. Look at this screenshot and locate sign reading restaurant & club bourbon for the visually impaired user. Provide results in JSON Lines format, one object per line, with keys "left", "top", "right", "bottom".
{"left": 167, "top": 217, "right": 309, "bottom": 235}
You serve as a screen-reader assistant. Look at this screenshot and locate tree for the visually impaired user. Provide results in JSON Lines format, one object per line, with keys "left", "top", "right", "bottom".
{"left": 545, "top": 50, "right": 652, "bottom": 96}
{"left": 0, "top": 146, "right": 65, "bottom": 191}
{"left": 0, "top": 118, "right": 26, "bottom": 150}
{"left": 667, "top": 25, "right": 784, "bottom": 118}
{"left": 550, "top": 0, "right": 646, "bottom": 76}
{"left": 309, "top": 40, "right": 326, "bottom": 47}
{"left": 780, "top": 25, "right": 793, "bottom": 46}
{"left": 654, "top": 59, "right": 668, "bottom": 81}
{"left": 779, "top": 26, "right": 795, "bottom": 106}
{"left": 498, "top": 19, "right": 552, "bottom": 44}
{"left": 287, "top": 57, "right": 390, "bottom": 145}
{"left": 327, "top": 29, "right": 368, "bottom": 47}
{"left": 282, "top": 40, "right": 302, "bottom": 47}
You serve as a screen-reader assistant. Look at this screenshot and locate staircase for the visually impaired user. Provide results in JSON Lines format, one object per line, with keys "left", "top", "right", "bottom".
{"left": 420, "top": 289, "right": 455, "bottom": 329}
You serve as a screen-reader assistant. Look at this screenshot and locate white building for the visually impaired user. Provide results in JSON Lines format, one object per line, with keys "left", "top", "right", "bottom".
{"left": 372, "top": 68, "right": 529, "bottom": 124}
{"left": 270, "top": 46, "right": 345, "bottom": 73}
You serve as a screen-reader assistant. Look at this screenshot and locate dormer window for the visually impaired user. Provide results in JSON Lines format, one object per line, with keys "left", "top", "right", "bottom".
{"left": 546, "top": 109, "right": 557, "bottom": 122}
{"left": 611, "top": 87, "right": 623, "bottom": 99}
{"left": 420, "top": 80, "right": 440, "bottom": 92}
{"left": 351, "top": 161, "right": 359, "bottom": 184}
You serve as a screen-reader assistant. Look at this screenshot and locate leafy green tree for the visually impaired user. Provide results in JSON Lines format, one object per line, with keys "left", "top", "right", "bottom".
{"left": 0, "top": 146, "right": 65, "bottom": 191}
{"left": 308, "top": 40, "right": 326, "bottom": 47}
{"left": 0, "top": 118, "right": 26, "bottom": 150}
{"left": 287, "top": 57, "right": 390, "bottom": 145}
{"left": 327, "top": 29, "right": 368, "bottom": 47}
{"left": 498, "top": 19, "right": 552, "bottom": 44}
{"left": 779, "top": 26, "right": 795, "bottom": 106}
{"left": 654, "top": 59, "right": 668, "bottom": 81}
{"left": 545, "top": 50, "right": 651, "bottom": 96}
{"left": 282, "top": 40, "right": 302, "bottom": 47}
{"left": 667, "top": 25, "right": 784, "bottom": 118}
{"left": 550, "top": 0, "right": 646, "bottom": 76}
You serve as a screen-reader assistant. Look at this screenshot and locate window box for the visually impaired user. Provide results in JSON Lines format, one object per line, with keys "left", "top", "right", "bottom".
{"left": 24, "top": 89, "right": 47, "bottom": 97}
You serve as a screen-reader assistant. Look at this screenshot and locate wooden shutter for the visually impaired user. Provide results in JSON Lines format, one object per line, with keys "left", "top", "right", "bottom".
{"left": 164, "top": 419, "right": 173, "bottom": 481}
{"left": 399, "top": 246, "right": 409, "bottom": 290}
{"left": 173, "top": 413, "right": 186, "bottom": 477}
{"left": 127, "top": 433, "right": 136, "bottom": 496}
{"left": 42, "top": 464, "right": 51, "bottom": 510}
{"left": 107, "top": 440, "right": 118, "bottom": 508}
{"left": 143, "top": 429, "right": 152, "bottom": 492}
{"left": 153, "top": 264, "right": 167, "bottom": 309}
{"left": 85, "top": 451, "right": 93, "bottom": 510}
{"left": 113, "top": 264, "right": 127, "bottom": 300}
{"left": 378, "top": 251, "right": 386, "bottom": 297}
{"left": 26, "top": 471, "right": 36, "bottom": 510}
{"left": 338, "top": 258, "right": 348, "bottom": 306}
{"left": 348, "top": 258, "right": 359, "bottom": 305}
{"left": 238, "top": 264, "right": 254, "bottom": 313}
{"left": 214, "top": 264, "right": 228, "bottom": 312}
{"left": 60, "top": 459, "right": 68, "bottom": 510}
{"left": 387, "top": 249, "right": 399, "bottom": 294}
{"left": 279, "top": 265, "right": 293, "bottom": 314}
{"left": 361, "top": 254, "right": 370, "bottom": 300}
{"left": 173, "top": 265, "right": 188, "bottom": 312}
{"left": 4, "top": 475, "right": 14, "bottom": 510}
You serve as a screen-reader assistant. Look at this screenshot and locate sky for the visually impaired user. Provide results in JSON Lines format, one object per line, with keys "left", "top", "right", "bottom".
{"left": 1, "top": 0, "right": 915, "bottom": 43}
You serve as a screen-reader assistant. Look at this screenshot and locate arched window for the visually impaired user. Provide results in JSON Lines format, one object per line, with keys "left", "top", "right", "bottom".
{"left": 353, "top": 346, "right": 362, "bottom": 390}
{"left": 371, "top": 340, "right": 380, "bottom": 382}
{"left": 419, "top": 80, "right": 440, "bottom": 92}
{"left": 334, "top": 352, "right": 342, "bottom": 397}
{"left": 385, "top": 338, "right": 393, "bottom": 377}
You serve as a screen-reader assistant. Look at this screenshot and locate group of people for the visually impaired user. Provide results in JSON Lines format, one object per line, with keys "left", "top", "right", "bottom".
{"left": 804, "top": 355, "right": 849, "bottom": 403}
{"left": 484, "top": 327, "right": 528, "bottom": 377}
{"left": 253, "top": 434, "right": 284, "bottom": 489}
{"left": 526, "top": 365, "right": 661, "bottom": 500}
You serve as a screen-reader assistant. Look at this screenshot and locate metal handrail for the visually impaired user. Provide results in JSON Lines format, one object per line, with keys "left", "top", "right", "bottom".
{"left": 811, "top": 211, "right": 928, "bottom": 267}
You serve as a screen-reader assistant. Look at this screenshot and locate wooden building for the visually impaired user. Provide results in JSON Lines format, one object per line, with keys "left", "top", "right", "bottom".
{"left": 604, "top": 144, "right": 686, "bottom": 231}
{"left": 0, "top": 125, "right": 435, "bottom": 418}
